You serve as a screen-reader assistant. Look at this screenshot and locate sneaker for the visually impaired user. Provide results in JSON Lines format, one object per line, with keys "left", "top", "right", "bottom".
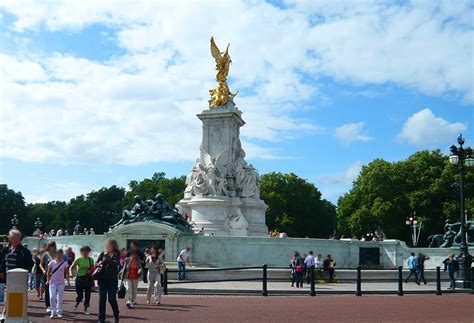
{"left": 57, "top": 313, "right": 63, "bottom": 318}
{"left": 50, "top": 313, "right": 57, "bottom": 319}
{"left": 46, "top": 307, "right": 51, "bottom": 313}
{"left": 84, "top": 306, "right": 90, "bottom": 315}
{"left": 126, "top": 302, "right": 132, "bottom": 309}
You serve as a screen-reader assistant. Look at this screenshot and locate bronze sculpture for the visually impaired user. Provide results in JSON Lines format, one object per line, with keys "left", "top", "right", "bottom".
{"left": 111, "top": 193, "right": 190, "bottom": 231}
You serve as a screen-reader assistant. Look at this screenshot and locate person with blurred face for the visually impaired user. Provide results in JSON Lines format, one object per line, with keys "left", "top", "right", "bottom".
{"left": 96, "top": 239, "right": 120, "bottom": 323}
{"left": 40, "top": 241, "right": 57, "bottom": 313}
{"left": 145, "top": 246, "right": 164, "bottom": 305}
{"left": 70, "top": 246, "right": 94, "bottom": 315}
{"left": 46, "top": 249, "right": 69, "bottom": 319}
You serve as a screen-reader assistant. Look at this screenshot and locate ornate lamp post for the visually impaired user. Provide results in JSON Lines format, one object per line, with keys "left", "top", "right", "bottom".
{"left": 10, "top": 214, "right": 19, "bottom": 230}
{"left": 449, "top": 134, "right": 473, "bottom": 288}
{"left": 405, "top": 211, "right": 422, "bottom": 247}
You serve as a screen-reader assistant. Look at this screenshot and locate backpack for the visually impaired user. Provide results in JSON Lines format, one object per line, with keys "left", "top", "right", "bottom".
{"left": 295, "top": 263, "right": 304, "bottom": 273}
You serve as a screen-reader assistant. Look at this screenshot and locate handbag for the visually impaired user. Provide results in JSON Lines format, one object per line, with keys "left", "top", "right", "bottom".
{"left": 91, "top": 265, "right": 104, "bottom": 280}
{"left": 117, "top": 280, "right": 126, "bottom": 299}
{"left": 87, "top": 258, "right": 96, "bottom": 276}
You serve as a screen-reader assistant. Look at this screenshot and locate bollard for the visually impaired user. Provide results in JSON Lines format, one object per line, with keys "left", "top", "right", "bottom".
{"left": 397, "top": 266, "right": 403, "bottom": 296}
{"left": 356, "top": 265, "right": 362, "bottom": 296}
{"left": 5, "top": 268, "right": 28, "bottom": 323}
{"left": 163, "top": 268, "right": 168, "bottom": 295}
{"left": 310, "top": 266, "right": 316, "bottom": 297}
{"left": 262, "top": 264, "right": 268, "bottom": 296}
{"left": 436, "top": 266, "right": 442, "bottom": 296}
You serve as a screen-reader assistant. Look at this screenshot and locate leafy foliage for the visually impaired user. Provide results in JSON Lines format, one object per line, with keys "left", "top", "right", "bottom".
{"left": 261, "top": 172, "right": 336, "bottom": 238}
{"left": 337, "top": 150, "right": 473, "bottom": 245}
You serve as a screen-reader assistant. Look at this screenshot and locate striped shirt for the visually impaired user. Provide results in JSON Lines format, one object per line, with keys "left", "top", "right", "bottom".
{"left": 5, "top": 249, "right": 18, "bottom": 271}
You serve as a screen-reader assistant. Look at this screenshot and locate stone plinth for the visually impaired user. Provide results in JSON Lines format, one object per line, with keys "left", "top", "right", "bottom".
{"left": 177, "top": 102, "right": 268, "bottom": 236}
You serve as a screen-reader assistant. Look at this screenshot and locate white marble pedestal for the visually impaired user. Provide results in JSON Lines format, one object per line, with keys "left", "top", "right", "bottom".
{"left": 177, "top": 102, "right": 268, "bottom": 236}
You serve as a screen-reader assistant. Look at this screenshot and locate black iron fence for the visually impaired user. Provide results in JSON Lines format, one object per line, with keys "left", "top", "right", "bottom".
{"left": 162, "top": 265, "right": 474, "bottom": 296}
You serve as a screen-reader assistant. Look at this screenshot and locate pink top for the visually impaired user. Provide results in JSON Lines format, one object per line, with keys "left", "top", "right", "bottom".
{"left": 48, "top": 259, "right": 68, "bottom": 285}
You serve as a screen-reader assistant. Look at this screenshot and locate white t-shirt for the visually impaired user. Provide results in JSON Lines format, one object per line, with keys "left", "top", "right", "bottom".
{"left": 177, "top": 249, "right": 190, "bottom": 263}
{"left": 48, "top": 259, "right": 68, "bottom": 285}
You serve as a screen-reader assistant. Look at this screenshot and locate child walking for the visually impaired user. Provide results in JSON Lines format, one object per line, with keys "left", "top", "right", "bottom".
{"left": 121, "top": 249, "right": 142, "bottom": 309}
{"left": 145, "top": 246, "right": 164, "bottom": 305}
{"left": 46, "top": 249, "right": 69, "bottom": 319}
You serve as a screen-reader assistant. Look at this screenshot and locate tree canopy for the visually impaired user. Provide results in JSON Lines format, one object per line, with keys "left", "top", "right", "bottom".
{"left": 260, "top": 172, "right": 336, "bottom": 238}
{"left": 1, "top": 150, "right": 471, "bottom": 244}
{"left": 337, "top": 150, "right": 473, "bottom": 245}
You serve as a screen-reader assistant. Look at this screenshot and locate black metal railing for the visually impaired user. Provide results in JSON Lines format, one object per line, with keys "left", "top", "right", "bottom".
{"left": 162, "top": 264, "right": 471, "bottom": 297}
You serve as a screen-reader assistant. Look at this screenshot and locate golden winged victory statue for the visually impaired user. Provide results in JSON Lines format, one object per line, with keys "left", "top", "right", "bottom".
{"left": 209, "top": 37, "right": 236, "bottom": 108}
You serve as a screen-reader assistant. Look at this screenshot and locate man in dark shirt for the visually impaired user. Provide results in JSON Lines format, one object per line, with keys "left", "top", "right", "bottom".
{"left": 1, "top": 229, "right": 33, "bottom": 275}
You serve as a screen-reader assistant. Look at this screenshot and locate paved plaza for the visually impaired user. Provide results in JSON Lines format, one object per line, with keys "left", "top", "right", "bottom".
{"left": 23, "top": 292, "right": 474, "bottom": 322}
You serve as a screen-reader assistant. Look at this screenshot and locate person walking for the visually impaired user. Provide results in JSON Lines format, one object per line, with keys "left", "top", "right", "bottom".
{"left": 70, "top": 246, "right": 94, "bottom": 315}
{"left": 294, "top": 253, "right": 305, "bottom": 288}
{"left": 96, "top": 239, "right": 121, "bottom": 323}
{"left": 314, "top": 254, "right": 323, "bottom": 281}
{"left": 404, "top": 252, "right": 419, "bottom": 284}
{"left": 34, "top": 247, "right": 45, "bottom": 300}
{"left": 145, "top": 246, "right": 164, "bottom": 305}
{"left": 46, "top": 249, "right": 69, "bottom": 319}
{"left": 121, "top": 249, "right": 142, "bottom": 309}
{"left": 443, "top": 254, "right": 459, "bottom": 290}
{"left": 289, "top": 251, "right": 301, "bottom": 287}
{"left": 143, "top": 247, "right": 150, "bottom": 284}
{"left": 176, "top": 247, "right": 192, "bottom": 281}
{"left": 40, "top": 241, "right": 57, "bottom": 313}
{"left": 2, "top": 229, "right": 34, "bottom": 273}
{"left": 416, "top": 253, "right": 429, "bottom": 285}
{"left": 323, "top": 255, "right": 336, "bottom": 282}
{"left": 304, "top": 251, "right": 315, "bottom": 284}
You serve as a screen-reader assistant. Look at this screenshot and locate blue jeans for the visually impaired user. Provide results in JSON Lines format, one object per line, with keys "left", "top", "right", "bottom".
{"left": 448, "top": 270, "right": 456, "bottom": 289}
{"left": 98, "top": 277, "right": 119, "bottom": 322}
{"left": 177, "top": 262, "right": 186, "bottom": 280}
{"left": 405, "top": 269, "right": 418, "bottom": 283}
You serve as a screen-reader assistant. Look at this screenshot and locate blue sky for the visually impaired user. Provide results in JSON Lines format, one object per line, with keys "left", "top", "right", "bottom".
{"left": 0, "top": 0, "right": 472, "bottom": 204}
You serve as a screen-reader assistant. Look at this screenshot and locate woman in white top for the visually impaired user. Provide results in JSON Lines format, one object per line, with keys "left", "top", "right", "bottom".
{"left": 145, "top": 246, "right": 165, "bottom": 305}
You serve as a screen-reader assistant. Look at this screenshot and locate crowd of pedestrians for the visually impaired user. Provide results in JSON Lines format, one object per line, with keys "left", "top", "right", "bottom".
{"left": 289, "top": 251, "right": 336, "bottom": 287}
{"left": 0, "top": 230, "right": 174, "bottom": 322}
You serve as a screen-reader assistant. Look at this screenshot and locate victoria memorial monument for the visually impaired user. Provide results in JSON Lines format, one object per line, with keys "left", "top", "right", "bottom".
{"left": 177, "top": 37, "right": 268, "bottom": 236}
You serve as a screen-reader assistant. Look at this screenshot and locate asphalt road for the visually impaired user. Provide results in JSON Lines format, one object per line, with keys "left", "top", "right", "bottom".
{"left": 22, "top": 292, "right": 474, "bottom": 322}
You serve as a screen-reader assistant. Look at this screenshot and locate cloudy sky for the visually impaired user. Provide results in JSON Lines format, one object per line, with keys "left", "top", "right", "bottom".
{"left": 0, "top": 0, "right": 472, "bottom": 204}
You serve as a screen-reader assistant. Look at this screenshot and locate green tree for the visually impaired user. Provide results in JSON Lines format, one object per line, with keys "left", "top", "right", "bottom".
{"left": 125, "top": 172, "right": 186, "bottom": 207}
{"left": 260, "top": 172, "right": 336, "bottom": 238}
{"left": 337, "top": 150, "right": 474, "bottom": 245}
{"left": 0, "top": 184, "right": 27, "bottom": 234}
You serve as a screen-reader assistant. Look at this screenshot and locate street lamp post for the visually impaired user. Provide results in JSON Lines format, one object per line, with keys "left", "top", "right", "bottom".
{"left": 449, "top": 134, "right": 473, "bottom": 288}
{"left": 405, "top": 211, "right": 422, "bottom": 247}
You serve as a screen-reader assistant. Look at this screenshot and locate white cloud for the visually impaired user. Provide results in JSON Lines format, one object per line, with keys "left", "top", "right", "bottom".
{"left": 398, "top": 108, "right": 467, "bottom": 146}
{"left": 0, "top": 0, "right": 472, "bottom": 165}
{"left": 334, "top": 122, "right": 373, "bottom": 145}
{"left": 319, "top": 161, "right": 365, "bottom": 202}
{"left": 322, "top": 161, "right": 365, "bottom": 186}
